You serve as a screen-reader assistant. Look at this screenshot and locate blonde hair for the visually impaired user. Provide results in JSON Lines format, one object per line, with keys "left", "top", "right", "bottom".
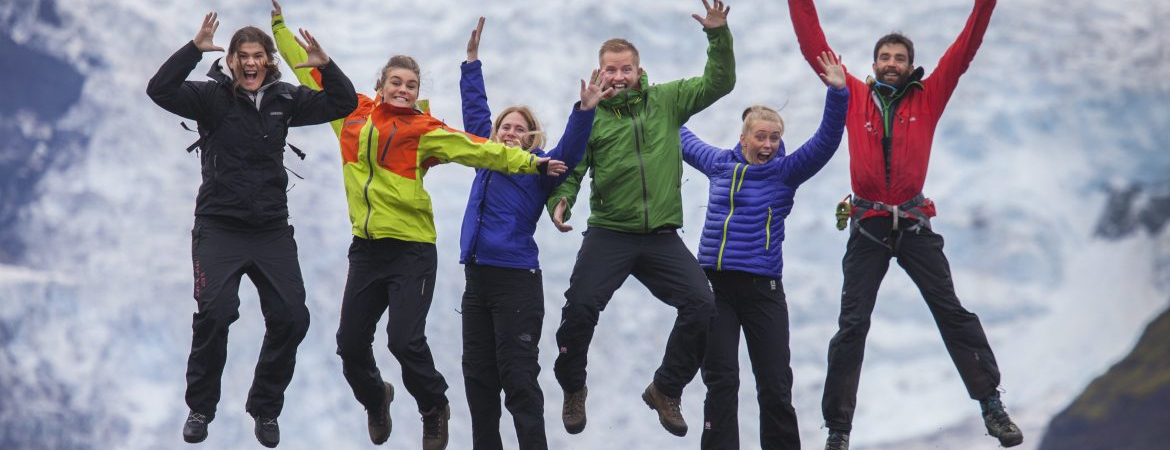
{"left": 741, "top": 105, "right": 785, "bottom": 138}
{"left": 490, "top": 106, "right": 546, "bottom": 150}
{"left": 376, "top": 55, "right": 421, "bottom": 91}
{"left": 598, "top": 38, "right": 640, "bottom": 67}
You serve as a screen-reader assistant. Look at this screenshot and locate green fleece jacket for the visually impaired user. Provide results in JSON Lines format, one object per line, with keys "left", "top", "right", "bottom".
{"left": 548, "top": 25, "right": 735, "bottom": 233}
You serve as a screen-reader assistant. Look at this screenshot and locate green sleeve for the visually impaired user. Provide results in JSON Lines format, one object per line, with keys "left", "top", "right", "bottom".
{"left": 669, "top": 25, "right": 736, "bottom": 124}
{"left": 272, "top": 14, "right": 344, "bottom": 137}
{"left": 546, "top": 144, "right": 590, "bottom": 221}
{"left": 417, "top": 128, "right": 540, "bottom": 174}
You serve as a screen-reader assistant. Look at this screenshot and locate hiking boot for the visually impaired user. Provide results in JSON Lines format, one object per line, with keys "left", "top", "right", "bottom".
{"left": 253, "top": 416, "right": 279, "bottom": 448}
{"left": 182, "top": 411, "right": 210, "bottom": 443}
{"left": 824, "top": 430, "right": 850, "bottom": 450}
{"left": 368, "top": 381, "right": 395, "bottom": 445}
{"left": 562, "top": 386, "right": 588, "bottom": 434}
{"left": 641, "top": 381, "right": 687, "bottom": 437}
{"left": 421, "top": 404, "right": 450, "bottom": 450}
{"left": 981, "top": 393, "right": 1024, "bottom": 447}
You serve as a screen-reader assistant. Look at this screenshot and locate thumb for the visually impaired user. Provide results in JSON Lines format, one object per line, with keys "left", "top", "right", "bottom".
{"left": 210, "top": 45, "right": 225, "bottom": 52}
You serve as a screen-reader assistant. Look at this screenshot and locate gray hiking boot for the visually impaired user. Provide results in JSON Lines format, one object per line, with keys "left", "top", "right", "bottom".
{"left": 368, "top": 381, "right": 394, "bottom": 445}
{"left": 421, "top": 403, "right": 450, "bottom": 450}
{"left": 641, "top": 381, "right": 687, "bottom": 437}
{"left": 562, "top": 386, "right": 588, "bottom": 434}
{"left": 824, "top": 430, "right": 850, "bottom": 450}
{"left": 981, "top": 393, "right": 1023, "bottom": 447}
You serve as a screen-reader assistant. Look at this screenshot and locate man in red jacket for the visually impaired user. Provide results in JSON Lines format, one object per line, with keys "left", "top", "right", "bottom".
{"left": 787, "top": 1, "right": 1023, "bottom": 449}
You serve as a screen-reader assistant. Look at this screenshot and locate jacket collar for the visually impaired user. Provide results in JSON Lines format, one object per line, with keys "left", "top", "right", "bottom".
{"left": 599, "top": 72, "right": 651, "bottom": 110}
{"left": 866, "top": 66, "right": 925, "bottom": 99}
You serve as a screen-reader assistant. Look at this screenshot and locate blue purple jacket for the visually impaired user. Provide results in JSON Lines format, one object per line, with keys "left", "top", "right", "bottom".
{"left": 458, "top": 60, "right": 593, "bottom": 270}
{"left": 682, "top": 85, "right": 848, "bottom": 278}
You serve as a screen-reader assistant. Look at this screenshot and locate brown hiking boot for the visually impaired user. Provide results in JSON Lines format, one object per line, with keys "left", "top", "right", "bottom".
{"left": 562, "top": 386, "right": 588, "bottom": 434}
{"left": 368, "top": 382, "right": 394, "bottom": 445}
{"left": 642, "top": 381, "right": 687, "bottom": 437}
{"left": 421, "top": 404, "right": 450, "bottom": 450}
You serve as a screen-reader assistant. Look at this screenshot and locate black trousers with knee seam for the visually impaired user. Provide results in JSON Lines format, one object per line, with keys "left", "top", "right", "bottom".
{"left": 553, "top": 227, "right": 716, "bottom": 398}
{"left": 185, "top": 216, "right": 310, "bottom": 420}
{"left": 335, "top": 236, "right": 449, "bottom": 414}
{"left": 823, "top": 217, "right": 1002, "bottom": 432}
{"left": 461, "top": 263, "right": 547, "bottom": 450}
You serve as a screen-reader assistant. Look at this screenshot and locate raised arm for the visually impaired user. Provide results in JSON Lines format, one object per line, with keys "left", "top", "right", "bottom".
{"left": 669, "top": 0, "right": 736, "bottom": 123}
{"left": 271, "top": 1, "right": 350, "bottom": 136}
{"left": 788, "top": 0, "right": 860, "bottom": 87}
{"left": 146, "top": 12, "right": 223, "bottom": 121}
{"left": 540, "top": 70, "right": 611, "bottom": 189}
{"left": 922, "top": 0, "right": 997, "bottom": 111}
{"left": 779, "top": 52, "right": 849, "bottom": 186}
{"left": 679, "top": 126, "right": 726, "bottom": 176}
{"left": 459, "top": 17, "right": 493, "bottom": 138}
{"left": 283, "top": 28, "right": 358, "bottom": 127}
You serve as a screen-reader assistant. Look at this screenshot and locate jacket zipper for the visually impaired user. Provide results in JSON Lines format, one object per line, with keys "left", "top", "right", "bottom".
{"left": 379, "top": 123, "right": 398, "bottom": 164}
{"left": 629, "top": 99, "right": 650, "bottom": 232}
{"left": 469, "top": 171, "right": 492, "bottom": 262}
{"left": 361, "top": 123, "right": 377, "bottom": 239}
{"left": 766, "top": 207, "right": 773, "bottom": 250}
{"left": 717, "top": 163, "right": 748, "bottom": 270}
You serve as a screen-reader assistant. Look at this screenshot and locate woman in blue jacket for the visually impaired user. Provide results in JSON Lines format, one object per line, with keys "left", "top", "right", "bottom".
{"left": 683, "top": 51, "right": 846, "bottom": 450}
{"left": 457, "top": 17, "right": 612, "bottom": 450}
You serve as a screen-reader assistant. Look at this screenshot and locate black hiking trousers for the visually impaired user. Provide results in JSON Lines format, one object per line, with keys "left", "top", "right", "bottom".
{"left": 823, "top": 217, "right": 1002, "bottom": 432}
{"left": 336, "top": 237, "right": 449, "bottom": 414}
{"left": 701, "top": 270, "right": 799, "bottom": 450}
{"left": 185, "top": 216, "right": 310, "bottom": 420}
{"left": 554, "top": 227, "right": 716, "bottom": 398}
{"left": 461, "top": 264, "right": 547, "bottom": 450}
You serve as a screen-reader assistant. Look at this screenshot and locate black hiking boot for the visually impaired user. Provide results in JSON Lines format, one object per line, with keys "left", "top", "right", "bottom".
{"left": 253, "top": 416, "right": 279, "bottom": 448}
{"left": 182, "top": 411, "right": 210, "bottom": 443}
{"left": 368, "top": 381, "right": 395, "bottom": 445}
{"left": 824, "top": 430, "right": 850, "bottom": 450}
{"left": 421, "top": 404, "right": 450, "bottom": 450}
{"left": 562, "top": 386, "right": 588, "bottom": 434}
{"left": 981, "top": 393, "right": 1023, "bottom": 447}
{"left": 641, "top": 381, "right": 687, "bottom": 437}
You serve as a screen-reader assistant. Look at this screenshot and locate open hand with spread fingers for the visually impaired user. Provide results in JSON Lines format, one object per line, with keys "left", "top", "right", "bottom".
{"left": 293, "top": 29, "right": 331, "bottom": 68}
{"left": 271, "top": 0, "right": 282, "bottom": 17}
{"left": 194, "top": 12, "right": 224, "bottom": 52}
{"left": 467, "top": 16, "right": 485, "bottom": 62}
{"left": 692, "top": 0, "right": 730, "bottom": 29}
{"left": 580, "top": 69, "right": 615, "bottom": 110}
{"left": 817, "top": 51, "right": 846, "bottom": 89}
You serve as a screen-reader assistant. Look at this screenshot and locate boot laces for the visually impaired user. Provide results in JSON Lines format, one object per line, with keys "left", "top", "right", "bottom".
{"left": 421, "top": 410, "right": 443, "bottom": 438}
{"left": 187, "top": 413, "right": 208, "bottom": 425}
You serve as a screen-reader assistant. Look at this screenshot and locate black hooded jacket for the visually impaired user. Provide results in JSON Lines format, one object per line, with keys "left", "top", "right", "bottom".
{"left": 147, "top": 41, "right": 357, "bottom": 227}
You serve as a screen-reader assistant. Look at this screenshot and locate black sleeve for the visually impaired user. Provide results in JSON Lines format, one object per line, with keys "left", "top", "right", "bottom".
{"left": 146, "top": 41, "right": 212, "bottom": 121}
{"left": 288, "top": 59, "right": 358, "bottom": 126}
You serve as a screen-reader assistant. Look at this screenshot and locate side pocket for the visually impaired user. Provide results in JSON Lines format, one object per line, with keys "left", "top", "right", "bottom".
{"left": 766, "top": 207, "right": 773, "bottom": 250}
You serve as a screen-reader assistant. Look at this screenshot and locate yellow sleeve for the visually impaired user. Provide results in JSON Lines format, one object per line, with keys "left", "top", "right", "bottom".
{"left": 417, "top": 128, "right": 540, "bottom": 174}
{"left": 272, "top": 13, "right": 343, "bottom": 137}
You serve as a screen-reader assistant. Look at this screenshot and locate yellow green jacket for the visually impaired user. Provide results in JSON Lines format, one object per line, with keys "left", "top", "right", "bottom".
{"left": 273, "top": 15, "right": 542, "bottom": 243}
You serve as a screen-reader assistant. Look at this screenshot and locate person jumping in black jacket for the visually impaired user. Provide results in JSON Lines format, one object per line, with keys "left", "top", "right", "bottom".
{"left": 147, "top": 11, "right": 357, "bottom": 448}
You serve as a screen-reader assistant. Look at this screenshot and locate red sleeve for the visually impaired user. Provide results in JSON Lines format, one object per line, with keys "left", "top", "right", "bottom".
{"left": 923, "top": 0, "right": 997, "bottom": 111}
{"left": 788, "top": 0, "right": 834, "bottom": 75}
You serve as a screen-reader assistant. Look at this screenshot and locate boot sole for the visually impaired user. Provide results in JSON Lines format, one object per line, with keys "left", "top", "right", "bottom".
{"left": 564, "top": 418, "right": 586, "bottom": 434}
{"left": 183, "top": 432, "right": 207, "bottom": 444}
{"left": 997, "top": 432, "right": 1023, "bottom": 447}
{"left": 641, "top": 390, "right": 687, "bottom": 437}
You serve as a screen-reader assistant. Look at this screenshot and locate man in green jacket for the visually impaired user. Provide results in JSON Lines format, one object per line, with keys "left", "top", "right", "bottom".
{"left": 547, "top": 0, "right": 734, "bottom": 438}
